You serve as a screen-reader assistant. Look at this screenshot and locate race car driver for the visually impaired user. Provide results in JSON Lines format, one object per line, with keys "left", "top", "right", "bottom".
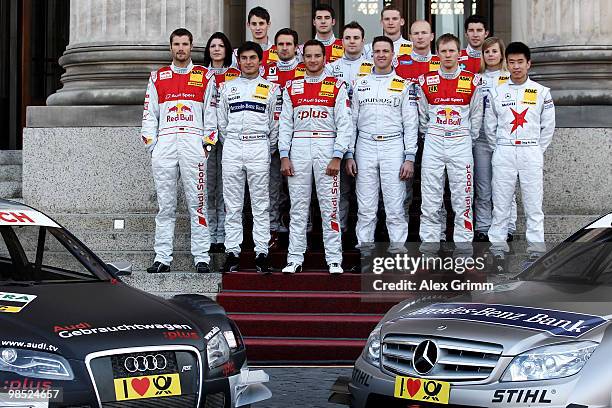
{"left": 279, "top": 39, "right": 352, "bottom": 274}
{"left": 141, "top": 28, "right": 217, "bottom": 274}
{"left": 262, "top": 28, "right": 305, "bottom": 248}
{"left": 460, "top": 14, "right": 489, "bottom": 73}
{"left": 364, "top": 5, "right": 413, "bottom": 60}
{"left": 203, "top": 32, "right": 240, "bottom": 253}
{"left": 485, "top": 42, "right": 555, "bottom": 259}
{"left": 311, "top": 4, "right": 344, "bottom": 63}
{"left": 217, "top": 41, "right": 280, "bottom": 273}
{"left": 395, "top": 20, "right": 439, "bottom": 83}
{"left": 231, "top": 7, "right": 278, "bottom": 67}
{"left": 416, "top": 33, "right": 483, "bottom": 252}
{"left": 325, "top": 21, "right": 373, "bottom": 233}
{"left": 346, "top": 36, "right": 418, "bottom": 252}
{"left": 474, "top": 36, "right": 517, "bottom": 242}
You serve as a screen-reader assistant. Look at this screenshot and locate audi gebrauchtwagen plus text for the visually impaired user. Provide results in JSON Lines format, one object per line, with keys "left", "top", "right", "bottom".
{"left": 0, "top": 199, "right": 271, "bottom": 407}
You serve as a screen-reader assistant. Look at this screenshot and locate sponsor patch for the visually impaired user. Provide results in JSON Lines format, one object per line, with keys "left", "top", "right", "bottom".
{"left": 331, "top": 44, "right": 344, "bottom": 58}
{"left": 319, "top": 80, "right": 335, "bottom": 97}
{"left": 429, "top": 60, "right": 440, "bottom": 71}
{"left": 188, "top": 69, "right": 204, "bottom": 87}
{"left": 403, "top": 303, "right": 608, "bottom": 338}
{"left": 160, "top": 71, "right": 172, "bottom": 80}
{"left": 389, "top": 78, "right": 405, "bottom": 92}
{"left": 0, "top": 292, "right": 37, "bottom": 313}
{"left": 253, "top": 83, "right": 270, "bottom": 100}
{"left": 114, "top": 373, "right": 181, "bottom": 401}
{"left": 426, "top": 75, "right": 440, "bottom": 85}
{"left": 498, "top": 75, "right": 509, "bottom": 85}
{"left": 458, "top": 75, "right": 472, "bottom": 90}
{"left": 428, "top": 85, "right": 438, "bottom": 93}
{"left": 394, "top": 376, "right": 450, "bottom": 404}
{"left": 398, "top": 43, "right": 412, "bottom": 56}
{"left": 229, "top": 101, "right": 267, "bottom": 113}
{"left": 359, "top": 62, "right": 373, "bottom": 76}
{"left": 523, "top": 88, "right": 538, "bottom": 105}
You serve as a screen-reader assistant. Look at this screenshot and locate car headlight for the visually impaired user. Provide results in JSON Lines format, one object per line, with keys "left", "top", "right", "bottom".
{"left": 364, "top": 328, "right": 381, "bottom": 367}
{"left": 501, "top": 341, "right": 597, "bottom": 382}
{"left": 0, "top": 348, "right": 74, "bottom": 380}
{"left": 207, "top": 331, "right": 230, "bottom": 369}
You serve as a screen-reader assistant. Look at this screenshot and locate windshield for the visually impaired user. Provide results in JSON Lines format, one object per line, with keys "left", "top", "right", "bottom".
{"left": 0, "top": 225, "right": 109, "bottom": 284}
{"left": 519, "top": 227, "right": 612, "bottom": 284}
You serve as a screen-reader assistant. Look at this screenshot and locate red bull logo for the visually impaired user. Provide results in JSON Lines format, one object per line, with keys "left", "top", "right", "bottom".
{"left": 167, "top": 103, "right": 194, "bottom": 122}
{"left": 436, "top": 108, "right": 461, "bottom": 126}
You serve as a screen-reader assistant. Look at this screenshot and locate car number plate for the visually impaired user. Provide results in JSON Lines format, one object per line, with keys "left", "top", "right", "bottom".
{"left": 394, "top": 376, "right": 450, "bottom": 404}
{"left": 113, "top": 373, "right": 182, "bottom": 401}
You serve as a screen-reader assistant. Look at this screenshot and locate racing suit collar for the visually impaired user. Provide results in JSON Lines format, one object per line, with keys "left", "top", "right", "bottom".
{"left": 303, "top": 72, "right": 327, "bottom": 83}
{"left": 171, "top": 60, "right": 194, "bottom": 74}
{"left": 277, "top": 57, "right": 299, "bottom": 69}
{"left": 372, "top": 68, "right": 395, "bottom": 77}
{"left": 465, "top": 44, "right": 482, "bottom": 58}
{"left": 508, "top": 76, "right": 531, "bottom": 87}
{"left": 438, "top": 66, "right": 462, "bottom": 79}
{"left": 341, "top": 52, "right": 366, "bottom": 62}
{"left": 410, "top": 50, "right": 432, "bottom": 62}
{"left": 257, "top": 39, "right": 274, "bottom": 51}
{"left": 208, "top": 65, "right": 229, "bottom": 74}
{"left": 315, "top": 33, "right": 336, "bottom": 46}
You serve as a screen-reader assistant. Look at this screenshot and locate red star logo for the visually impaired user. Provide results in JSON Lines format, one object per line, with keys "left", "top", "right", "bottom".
{"left": 510, "top": 108, "right": 528, "bottom": 133}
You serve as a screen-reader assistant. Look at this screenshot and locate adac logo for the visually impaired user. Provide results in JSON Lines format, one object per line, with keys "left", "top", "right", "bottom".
{"left": 167, "top": 103, "right": 193, "bottom": 122}
{"left": 436, "top": 108, "right": 461, "bottom": 125}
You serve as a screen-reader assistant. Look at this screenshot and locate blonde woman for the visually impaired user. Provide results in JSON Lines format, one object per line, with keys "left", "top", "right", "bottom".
{"left": 474, "top": 37, "right": 516, "bottom": 242}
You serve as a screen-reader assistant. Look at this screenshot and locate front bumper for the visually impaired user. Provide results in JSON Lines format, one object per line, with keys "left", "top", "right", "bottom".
{"left": 341, "top": 358, "right": 609, "bottom": 408}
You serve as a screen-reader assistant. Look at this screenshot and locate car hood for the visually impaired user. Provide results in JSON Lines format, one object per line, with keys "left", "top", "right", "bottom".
{"left": 0, "top": 282, "right": 210, "bottom": 359}
{"left": 383, "top": 280, "right": 612, "bottom": 355}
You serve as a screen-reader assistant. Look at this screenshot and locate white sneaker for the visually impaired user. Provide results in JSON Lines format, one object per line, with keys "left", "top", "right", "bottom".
{"left": 328, "top": 263, "right": 343, "bottom": 274}
{"left": 282, "top": 262, "right": 302, "bottom": 274}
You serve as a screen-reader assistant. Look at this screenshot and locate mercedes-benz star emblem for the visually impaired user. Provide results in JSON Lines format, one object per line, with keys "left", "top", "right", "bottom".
{"left": 412, "top": 340, "right": 438, "bottom": 375}
{"left": 124, "top": 354, "right": 168, "bottom": 373}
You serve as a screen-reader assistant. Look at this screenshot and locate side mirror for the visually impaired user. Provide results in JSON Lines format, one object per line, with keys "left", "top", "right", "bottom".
{"left": 107, "top": 261, "right": 133, "bottom": 276}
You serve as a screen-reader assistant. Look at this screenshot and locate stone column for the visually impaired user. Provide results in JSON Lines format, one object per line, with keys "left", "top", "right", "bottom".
{"left": 512, "top": 0, "right": 612, "bottom": 110}
{"left": 510, "top": 0, "right": 612, "bottom": 220}
{"left": 245, "top": 0, "right": 291, "bottom": 43}
{"left": 47, "top": 0, "right": 223, "bottom": 105}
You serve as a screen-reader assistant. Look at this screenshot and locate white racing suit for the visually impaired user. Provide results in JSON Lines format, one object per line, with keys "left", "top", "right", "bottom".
{"left": 416, "top": 68, "right": 483, "bottom": 252}
{"left": 208, "top": 66, "right": 241, "bottom": 244}
{"left": 141, "top": 62, "right": 217, "bottom": 265}
{"left": 349, "top": 71, "right": 418, "bottom": 250}
{"left": 217, "top": 75, "right": 280, "bottom": 256}
{"left": 279, "top": 74, "right": 352, "bottom": 265}
{"left": 325, "top": 53, "right": 374, "bottom": 231}
{"left": 485, "top": 77, "right": 555, "bottom": 255}
{"left": 475, "top": 69, "right": 517, "bottom": 235}
{"left": 262, "top": 58, "right": 306, "bottom": 232}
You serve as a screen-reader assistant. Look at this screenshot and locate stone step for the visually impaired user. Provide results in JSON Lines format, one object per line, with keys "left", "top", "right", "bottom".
{"left": 0, "top": 181, "right": 22, "bottom": 199}
{"left": 44, "top": 213, "right": 597, "bottom": 238}
{"left": 0, "top": 164, "right": 22, "bottom": 182}
{"left": 0, "top": 150, "right": 22, "bottom": 165}
{"left": 38, "top": 250, "right": 227, "bottom": 273}
{"left": 120, "top": 271, "right": 221, "bottom": 294}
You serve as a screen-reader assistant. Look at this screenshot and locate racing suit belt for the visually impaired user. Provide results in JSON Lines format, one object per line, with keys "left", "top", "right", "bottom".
{"left": 358, "top": 132, "right": 402, "bottom": 141}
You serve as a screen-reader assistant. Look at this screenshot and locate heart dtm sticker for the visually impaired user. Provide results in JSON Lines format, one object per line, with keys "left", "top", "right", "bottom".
{"left": 113, "top": 373, "right": 182, "bottom": 401}
{"left": 394, "top": 376, "right": 451, "bottom": 404}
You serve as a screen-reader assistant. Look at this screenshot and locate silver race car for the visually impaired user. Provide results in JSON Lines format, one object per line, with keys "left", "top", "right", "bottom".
{"left": 332, "top": 213, "right": 612, "bottom": 408}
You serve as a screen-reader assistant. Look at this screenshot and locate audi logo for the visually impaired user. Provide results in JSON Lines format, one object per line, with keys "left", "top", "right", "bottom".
{"left": 123, "top": 354, "right": 168, "bottom": 373}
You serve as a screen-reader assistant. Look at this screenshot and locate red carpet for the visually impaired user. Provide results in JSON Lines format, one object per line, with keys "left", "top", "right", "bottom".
{"left": 217, "top": 269, "right": 394, "bottom": 364}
